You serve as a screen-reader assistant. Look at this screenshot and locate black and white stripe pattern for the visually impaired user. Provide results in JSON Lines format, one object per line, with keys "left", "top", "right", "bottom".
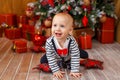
{"left": 45, "top": 36, "right": 80, "bottom": 73}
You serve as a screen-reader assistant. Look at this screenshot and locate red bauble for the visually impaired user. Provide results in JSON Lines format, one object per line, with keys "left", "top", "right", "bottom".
{"left": 82, "top": 15, "right": 88, "bottom": 27}
{"left": 67, "top": 6, "right": 72, "bottom": 11}
{"left": 61, "top": 0, "right": 66, "bottom": 4}
{"left": 48, "top": 0, "right": 54, "bottom": 7}
{"left": 81, "top": 5, "right": 92, "bottom": 13}
{"left": 41, "top": 0, "right": 48, "bottom": 6}
{"left": 33, "top": 34, "right": 46, "bottom": 46}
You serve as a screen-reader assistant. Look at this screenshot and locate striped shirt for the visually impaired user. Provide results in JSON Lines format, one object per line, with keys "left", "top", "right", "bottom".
{"left": 45, "top": 35, "right": 80, "bottom": 73}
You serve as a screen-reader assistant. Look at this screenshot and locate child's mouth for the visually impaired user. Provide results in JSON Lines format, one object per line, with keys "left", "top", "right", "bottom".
{"left": 55, "top": 33, "right": 62, "bottom": 37}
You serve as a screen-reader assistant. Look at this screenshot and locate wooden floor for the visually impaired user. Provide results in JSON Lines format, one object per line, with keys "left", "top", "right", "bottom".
{"left": 0, "top": 37, "right": 120, "bottom": 80}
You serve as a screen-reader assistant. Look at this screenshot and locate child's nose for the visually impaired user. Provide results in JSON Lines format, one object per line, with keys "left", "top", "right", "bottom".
{"left": 56, "top": 26, "right": 60, "bottom": 30}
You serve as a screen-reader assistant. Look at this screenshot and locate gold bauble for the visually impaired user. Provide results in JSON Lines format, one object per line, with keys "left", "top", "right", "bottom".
{"left": 83, "top": 0, "right": 91, "bottom": 6}
{"left": 25, "top": 11, "right": 33, "bottom": 17}
{"left": 44, "top": 19, "right": 52, "bottom": 28}
{"left": 100, "top": 15, "right": 107, "bottom": 23}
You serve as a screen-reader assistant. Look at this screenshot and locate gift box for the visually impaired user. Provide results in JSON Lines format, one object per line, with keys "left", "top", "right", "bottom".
{"left": 22, "top": 32, "right": 35, "bottom": 41}
{"left": 0, "top": 14, "right": 17, "bottom": 26}
{"left": 13, "top": 39, "right": 27, "bottom": 53}
{"left": 101, "top": 30, "right": 114, "bottom": 43}
{"left": 73, "top": 27, "right": 95, "bottom": 39}
{"left": 28, "top": 16, "right": 40, "bottom": 26}
{"left": 96, "top": 17, "right": 115, "bottom": 44}
{"left": 0, "top": 27, "right": 4, "bottom": 37}
{"left": 96, "top": 28, "right": 114, "bottom": 43}
{"left": 101, "top": 17, "right": 115, "bottom": 30}
{"left": 22, "top": 24, "right": 35, "bottom": 32}
{"left": 22, "top": 24, "right": 35, "bottom": 41}
{"left": 28, "top": 19, "right": 36, "bottom": 26}
{"left": 79, "top": 34, "right": 92, "bottom": 49}
{"left": 5, "top": 28, "right": 22, "bottom": 39}
{"left": 17, "top": 15, "right": 28, "bottom": 27}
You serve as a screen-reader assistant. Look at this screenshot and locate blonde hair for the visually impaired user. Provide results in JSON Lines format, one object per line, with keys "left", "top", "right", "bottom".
{"left": 53, "top": 12, "right": 74, "bottom": 27}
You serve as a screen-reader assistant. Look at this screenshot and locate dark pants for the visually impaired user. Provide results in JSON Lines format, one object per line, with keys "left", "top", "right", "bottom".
{"left": 40, "top": 48, "right": 89, "bottom": 64}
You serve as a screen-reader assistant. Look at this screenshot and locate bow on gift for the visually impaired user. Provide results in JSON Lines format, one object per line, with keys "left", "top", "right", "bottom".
{"left": 57, "top": 48, "right": 68, "bottom": 56}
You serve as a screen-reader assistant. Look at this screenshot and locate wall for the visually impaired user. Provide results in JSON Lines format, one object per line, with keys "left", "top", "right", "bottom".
{"left": 0, "top": 0, "right": 36, "bottom": 15}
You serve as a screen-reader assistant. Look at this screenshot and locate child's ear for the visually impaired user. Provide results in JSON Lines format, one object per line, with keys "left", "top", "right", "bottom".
{"left": 69, "top": 27, "right": 73, "bottom": 35}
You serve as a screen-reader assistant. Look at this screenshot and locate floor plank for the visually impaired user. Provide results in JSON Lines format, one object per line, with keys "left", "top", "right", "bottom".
{"left": 0, "top": 53, "right": 23, "bottom": 80}
{"left": 14, "top": 53, "right": 33, "bottom": 80}
{"left": 27, "top": 53, "right": 42, "bottom": 80}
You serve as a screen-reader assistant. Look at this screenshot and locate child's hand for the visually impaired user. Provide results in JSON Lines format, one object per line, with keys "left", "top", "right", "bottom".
{"left": 53, "top": 70, "right": 65, "bottom": 79}
{"left": 70, "top": 72, "right": 82, "bottom": 78}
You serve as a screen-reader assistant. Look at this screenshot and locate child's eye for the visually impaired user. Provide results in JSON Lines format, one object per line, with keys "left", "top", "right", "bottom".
{"left": 60, "top": 25, "right": 64, "bottom": 28}
{"left": 53, "top": 24, "right": 57, "bottom": 27}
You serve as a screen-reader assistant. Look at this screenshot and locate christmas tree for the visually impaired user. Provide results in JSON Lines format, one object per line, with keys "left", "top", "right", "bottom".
{"left": 26, "top": 0, "right": 117, "bottom": 30}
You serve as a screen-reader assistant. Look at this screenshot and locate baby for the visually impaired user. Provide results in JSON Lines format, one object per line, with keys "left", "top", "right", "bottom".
{"left": 40, "top": 12, "right": 88, "bottom": 79}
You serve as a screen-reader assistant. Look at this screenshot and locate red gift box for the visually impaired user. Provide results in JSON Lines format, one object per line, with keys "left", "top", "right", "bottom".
{"left": 22, "top": 32, "right": 35, "bottom": 41}
{"left": 5, "top": 28, "right": 22, "bottom": 39}
{"left": 28, "top": 16, "right": 40, "bottom": 26}
{"left": 28, "top": 19, "right": 36, "bottom": 26}
{"left": 22, "top": 24, "right": 35, "bottom": 40}
{"left": 101, "top": 17, "right": 115, "bottom": 30}
{"left": 0, "top": 27, "right": 4, "bottom": 37}
{"left": 98, "top": 30, "right": 114, "bottom": 43}
{"left": 96, "top": 17, "right": 115, "bottom": 44}
{"left": 13, "top": 39, "right": 27, "bottom": 53}
{"left": 22, "top": 24, "right": 35, "bottom": 33}
{"left": 17, "top": 15, "right": 28, "bottom": 27}
{"left": 79, "top": 34, "right": 92, "bottom": 49}
{"left": 0, "top": 14, "right": 17, "bottom": 26}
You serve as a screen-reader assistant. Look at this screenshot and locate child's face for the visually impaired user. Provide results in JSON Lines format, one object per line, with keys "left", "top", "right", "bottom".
{"left": 52, "top": 15, "right": 73, "bottom": 40}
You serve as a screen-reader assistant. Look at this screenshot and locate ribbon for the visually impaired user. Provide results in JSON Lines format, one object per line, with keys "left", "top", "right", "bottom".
{"left": 102, "top": 30, "right": 114, "bottom": 32}
{"left": 84, "top": 35, "right": 87, "bottom": 49}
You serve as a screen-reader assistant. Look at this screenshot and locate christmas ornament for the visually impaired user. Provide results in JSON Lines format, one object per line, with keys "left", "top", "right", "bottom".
{"left": 82, "top": 12, "right": 88, "bottom": 27}
{"left": 83, "top": 0, "right": 91, "bottom": 6}
{"left": 25, "top": 6, "right": 34, "bottom": 17}
{"left": 81, "top": 5, "right": 92, "bottom": 13}
{"left": 61, "top": 0, "right": 66, "bottom": 4}
{"left": 100, "top": 15, "right": 107, "bottom": 23}
{"left": 44, "top": 18, "right": 52, "bottom": 28}
{"left": 67, "top": 5, "right": 72, "bottom": 11}
{"left": 41, "top": 0, "right": 48, "bottom": 6}
{"left": 48, "top": 0, "right": 54, "bottom": 7}
{"left": 33, "top": 33, "right": 46, "bottom": 46}
{"left": 12, "top": 44, "right": 16, "bottom": 52}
